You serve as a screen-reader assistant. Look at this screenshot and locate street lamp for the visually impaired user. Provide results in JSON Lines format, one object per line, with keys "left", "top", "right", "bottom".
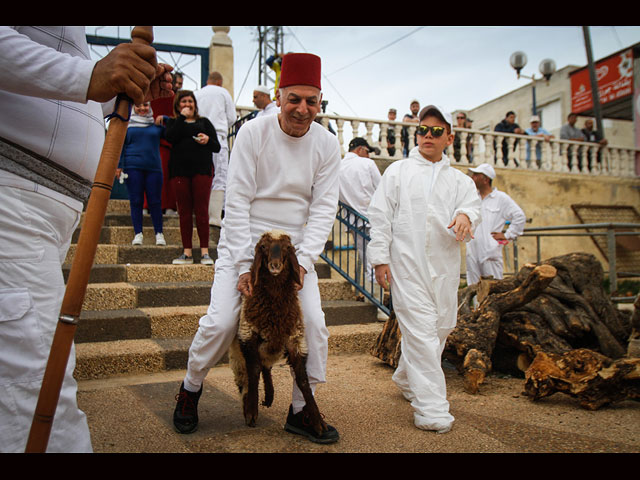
{"left": 510, "top": 51, "right": 556, "bottom": 115}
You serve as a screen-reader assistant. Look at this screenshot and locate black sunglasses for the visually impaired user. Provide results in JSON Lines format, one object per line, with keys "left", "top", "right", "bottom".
{"left": 416, "top": 125, "right": 447, "bottom": 138}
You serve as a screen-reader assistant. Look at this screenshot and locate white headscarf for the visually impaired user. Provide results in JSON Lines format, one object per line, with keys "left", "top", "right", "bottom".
{"left": 128, "top": 104, "right": 154, "bottom": 128}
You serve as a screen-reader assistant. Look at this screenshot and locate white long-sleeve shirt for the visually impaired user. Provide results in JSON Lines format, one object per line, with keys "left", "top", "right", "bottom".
{"left": 194, "top": 84, "right": 236, "bottom": 138}
{"left": 255, "top": 101, "right": 279, "bottom": 118}
{"left": 466, "top": 187, "right": 525, "bottom": 263}
{"left": 338, "top": 151, "right": 381, "bottom": 218}
{"left": 222, "top": 114, "right": 341, "bottom": 274}
{"left": 0, "top": 27, "right": 107, "bottom": 186}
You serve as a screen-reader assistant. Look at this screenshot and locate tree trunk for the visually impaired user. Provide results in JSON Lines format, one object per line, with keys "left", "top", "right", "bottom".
{"left": 443, "top": 264, "right": 557, "bottom": 393}
{"left": 370, "top": 252, "right": 635, "bottom": 407}
{"left": 524, "top": 348, "right": 640, "bottom": 410}
{"left": 369, "top": 311, "right": 402, "bottom": 368}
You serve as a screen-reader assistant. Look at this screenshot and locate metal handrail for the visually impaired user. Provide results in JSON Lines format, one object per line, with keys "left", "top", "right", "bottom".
{"left": 321, "top": 202, "right": 391, "bottom": 316}
{"left": 509, "top": 222, "right": 640, "bottom": 303}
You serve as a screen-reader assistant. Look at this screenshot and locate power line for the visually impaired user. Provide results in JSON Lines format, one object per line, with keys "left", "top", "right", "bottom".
{"left": 236, "top": 47, "right": 259, "bottom": 105}
{"left": 326, "top": 26, "right": 424, "bottom": 77}
{"left": 284, "top": 26, "right": 360, "bottom": 117}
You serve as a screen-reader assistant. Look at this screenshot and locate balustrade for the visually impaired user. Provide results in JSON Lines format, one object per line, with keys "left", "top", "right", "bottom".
{"left": 234, "top": 107, "right": 639, "bottom": 178}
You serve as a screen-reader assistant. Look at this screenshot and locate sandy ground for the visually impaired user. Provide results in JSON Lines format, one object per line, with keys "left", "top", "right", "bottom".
{"left": 77, "top": 353, "right": 640, "bottom": 454}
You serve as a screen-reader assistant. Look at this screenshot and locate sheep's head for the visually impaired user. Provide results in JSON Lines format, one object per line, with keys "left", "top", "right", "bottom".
{"left": 251, "top": 230, "right": 301, "bottom": 288}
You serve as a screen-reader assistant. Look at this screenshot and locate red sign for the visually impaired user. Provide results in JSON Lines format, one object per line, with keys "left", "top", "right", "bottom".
{"left": 570, "top": 49, "right": 634, "bottom": 113}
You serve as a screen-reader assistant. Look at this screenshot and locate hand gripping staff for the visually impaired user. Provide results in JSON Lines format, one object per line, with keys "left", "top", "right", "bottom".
{"left": 24, "top": 26, "right": 155, "bottom": 453}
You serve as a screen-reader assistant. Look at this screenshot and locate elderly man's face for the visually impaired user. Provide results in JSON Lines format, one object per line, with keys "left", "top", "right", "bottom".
{"left": 253, "top": 91, "right": 270, "bottom": 109}
{"left": 276, "top": 85, "right": 322, "bottom": 137}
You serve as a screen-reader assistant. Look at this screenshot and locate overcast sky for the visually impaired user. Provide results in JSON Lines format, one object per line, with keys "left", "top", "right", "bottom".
{"left": 88, "top": 26, "right": 640, "bottom": 122}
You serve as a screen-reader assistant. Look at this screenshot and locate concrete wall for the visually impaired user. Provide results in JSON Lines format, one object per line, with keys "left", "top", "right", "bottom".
{"left": 453, "top": 165, "right": 640, "bottom": 277}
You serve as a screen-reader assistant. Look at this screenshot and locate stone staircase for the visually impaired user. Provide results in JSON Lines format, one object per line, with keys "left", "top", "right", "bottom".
{"left": 65, "top": 200, "right": 382, "bottom": 381}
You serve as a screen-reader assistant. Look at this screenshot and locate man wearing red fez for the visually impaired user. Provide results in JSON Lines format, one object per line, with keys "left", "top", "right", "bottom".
{"left": 173, "top": 53, "right": 341, "bottom": 444}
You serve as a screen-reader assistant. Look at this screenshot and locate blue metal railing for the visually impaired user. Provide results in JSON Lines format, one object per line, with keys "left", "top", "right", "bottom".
{"left": 321, "top": 202, "right": 391, "bottom": 316}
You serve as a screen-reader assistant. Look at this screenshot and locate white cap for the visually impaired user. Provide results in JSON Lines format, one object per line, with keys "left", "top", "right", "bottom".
{"left": 418, "top": 105, "right": 454, "bottom": 132}
{"left": 469, "top": 163, "right": 496, "bottom": 179}
{"left": 254, "top": 85, "right": 271, "bottom": 95}
{"left": 530, "top": 115, "right": 541, "bottom": 123}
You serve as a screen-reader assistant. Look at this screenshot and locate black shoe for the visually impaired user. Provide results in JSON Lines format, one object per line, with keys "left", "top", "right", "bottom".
{"left": 284, "top": 405, "right": 339, "bottom": 444}
{"left": 173, "top": 382, "right": 202, "bottom": 434}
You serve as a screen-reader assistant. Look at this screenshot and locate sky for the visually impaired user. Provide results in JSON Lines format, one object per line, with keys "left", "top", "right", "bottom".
{"left": 87, "top": 26, "right": 640, "bottom": 122}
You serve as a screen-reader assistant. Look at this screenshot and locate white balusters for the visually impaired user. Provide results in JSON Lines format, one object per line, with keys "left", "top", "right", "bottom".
{"left": 236, "top": 107, "right": 637, "bottom": 178}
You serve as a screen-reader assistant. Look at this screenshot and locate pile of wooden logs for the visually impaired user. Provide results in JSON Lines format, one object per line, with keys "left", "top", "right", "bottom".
{"left": 370, "top": 252, "right": 640, "bottom": 409}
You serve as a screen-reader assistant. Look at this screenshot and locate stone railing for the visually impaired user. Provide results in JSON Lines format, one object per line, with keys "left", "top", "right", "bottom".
{"left": 234, "top": 107, "right": 639, "bottom": 178}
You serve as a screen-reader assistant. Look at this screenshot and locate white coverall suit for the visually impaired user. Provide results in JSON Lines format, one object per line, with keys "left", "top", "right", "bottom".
{"left": 368, "top": 149, "right": 481, "bottom": 431}
{"left": 338, "top": 151, "right": 382, "bottom": 286}
{"left": 465, "top": 188, "right": 525, "bottom": 285}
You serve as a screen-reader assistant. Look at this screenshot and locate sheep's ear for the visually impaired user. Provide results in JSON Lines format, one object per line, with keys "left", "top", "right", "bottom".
{"left": 287, "top": 246, "right": 301, "bottom": 287}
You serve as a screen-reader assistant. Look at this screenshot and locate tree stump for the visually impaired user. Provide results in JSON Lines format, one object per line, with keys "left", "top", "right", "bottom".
{"left": 444, "top": 264, "right": 557, "bottom": 393}
{"left": 370, "top": 252, "right": 635, "bottom": 405}
{"left": 524, "top": 348, "right": 640, "bottom": 410}
{"left": 369, "top": 311, "right": 402, "bottom": 368}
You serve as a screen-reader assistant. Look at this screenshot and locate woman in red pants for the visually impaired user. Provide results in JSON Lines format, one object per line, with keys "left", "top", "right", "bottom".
{"left": 161, "top": 90, "right": 220, "bottom": 264}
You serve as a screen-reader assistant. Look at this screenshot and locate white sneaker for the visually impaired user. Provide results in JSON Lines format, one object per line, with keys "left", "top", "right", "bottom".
{"left": 155, "top": 233, "right": 166, "bottom": 246}
{"left": 132, "top": 233, "right": 144, "bottom": 245}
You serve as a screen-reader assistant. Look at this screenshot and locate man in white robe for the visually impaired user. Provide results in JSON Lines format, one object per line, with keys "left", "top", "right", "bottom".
{"left": 173, "top": 53, "right": 341, "bottom": 444}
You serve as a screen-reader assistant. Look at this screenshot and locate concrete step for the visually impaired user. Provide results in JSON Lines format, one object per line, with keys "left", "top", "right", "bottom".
{"left": 65, "top": 244, "right": 217, "bottom": 265}
{"left": 73, "top": 224, "right": 220, "bottom": 247}
{"left": 74, "top": 322, "right": 384, "bottom": 380}
{"left": 63, "top": 261, "right": 331, "bottom": 283}
{"left": 81, "top": 278, "right": 358, "bottom": 311}
{"left": 75, "top": 300, "right": 378, "bottom": 344}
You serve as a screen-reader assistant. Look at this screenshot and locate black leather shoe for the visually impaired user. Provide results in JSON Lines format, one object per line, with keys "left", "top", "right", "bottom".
{"left": 173, "top": 382, "right": 202, "bottom": 434}
{"left": 284, "top": 404, "right": 339, "bottom": 444}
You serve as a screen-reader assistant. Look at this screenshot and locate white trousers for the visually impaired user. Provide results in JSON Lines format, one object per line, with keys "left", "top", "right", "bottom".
{"left": 389, "top": 278, "right": 455, "bottom": 431}
{"left": 0, "top": 180, "right": 92, "bottom": 453}
{"left": 211, "top": 137, "right": 229, "bottom": 192}
{"left": 184, "top": 226, "right": 329, "bottom": 413}
{"left": 465, "top": 253, "right": 504, "bottom": 285}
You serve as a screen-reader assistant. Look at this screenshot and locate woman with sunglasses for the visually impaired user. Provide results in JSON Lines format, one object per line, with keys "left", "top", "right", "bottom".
{"left": 367, "top": 105, "right": 481, "bottom": 435}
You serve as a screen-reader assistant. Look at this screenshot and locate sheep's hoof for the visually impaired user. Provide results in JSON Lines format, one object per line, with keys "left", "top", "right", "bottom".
{"left": 245, "top": 415, "right": 257, "bottom": 427}
{"left": 262, "top": 398, "right": 273, "bottom": 408}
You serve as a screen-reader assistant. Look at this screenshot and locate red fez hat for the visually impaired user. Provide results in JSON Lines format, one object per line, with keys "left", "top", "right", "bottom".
{"left": 279, "top": 53, "right": 322, "bottom": 90}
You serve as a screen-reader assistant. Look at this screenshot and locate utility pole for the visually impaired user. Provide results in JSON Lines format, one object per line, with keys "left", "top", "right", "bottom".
{"left": 582, "top": 26, "right": 605, "bottom": 139}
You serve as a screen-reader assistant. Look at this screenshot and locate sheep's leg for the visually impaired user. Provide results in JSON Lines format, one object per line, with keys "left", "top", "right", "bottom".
{"left": 261, "top": 366, "right": 274, "bottom": 407}
{"left": 229, "top": 339, "right": 247, "bottom": 395}
{"left": 287, "top": 346, "right": 327, "bottom": 436}
{"left": 239, "top": 337, "right": 261, "bottom": 427}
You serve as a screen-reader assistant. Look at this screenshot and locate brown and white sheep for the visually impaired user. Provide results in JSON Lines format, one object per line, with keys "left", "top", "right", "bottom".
{"left": 228, "top": 229, "right": 328, "bottom": 436}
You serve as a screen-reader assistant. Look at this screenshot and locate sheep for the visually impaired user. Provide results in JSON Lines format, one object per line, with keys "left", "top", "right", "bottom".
{"left": 228, "top": 229, "right": 328, "bottom": 437}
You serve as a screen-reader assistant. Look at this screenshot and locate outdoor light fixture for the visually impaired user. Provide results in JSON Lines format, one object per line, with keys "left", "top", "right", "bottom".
{"left": 510, "top": 51, "right": 557, "bottom": 115}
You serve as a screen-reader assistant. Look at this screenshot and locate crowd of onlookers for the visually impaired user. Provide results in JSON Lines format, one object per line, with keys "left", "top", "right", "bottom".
{"left": 380, "top": 99, "right": 609, "bottom": 170}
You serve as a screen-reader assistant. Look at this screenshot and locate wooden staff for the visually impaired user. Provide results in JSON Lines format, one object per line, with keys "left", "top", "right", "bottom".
{"left": 24, "top": 26, "right": 155, "bottom": 453}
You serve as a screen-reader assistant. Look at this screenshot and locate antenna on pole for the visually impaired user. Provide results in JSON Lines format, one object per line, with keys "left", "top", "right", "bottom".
{"left": 257, "top": 26, "right": 284, "bottom": 93}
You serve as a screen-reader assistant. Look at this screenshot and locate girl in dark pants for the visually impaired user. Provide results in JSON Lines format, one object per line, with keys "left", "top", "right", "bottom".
{"left": 117, "top": 102, "right": 166, "bottom": 246}
{"left": 162, "top": 90, "right": 220, "bottom": 264}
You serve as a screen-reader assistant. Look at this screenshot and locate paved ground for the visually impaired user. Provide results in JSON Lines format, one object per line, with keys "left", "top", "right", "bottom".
{"left": 76, "top": 353, "right": 640, "bottom": 453}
